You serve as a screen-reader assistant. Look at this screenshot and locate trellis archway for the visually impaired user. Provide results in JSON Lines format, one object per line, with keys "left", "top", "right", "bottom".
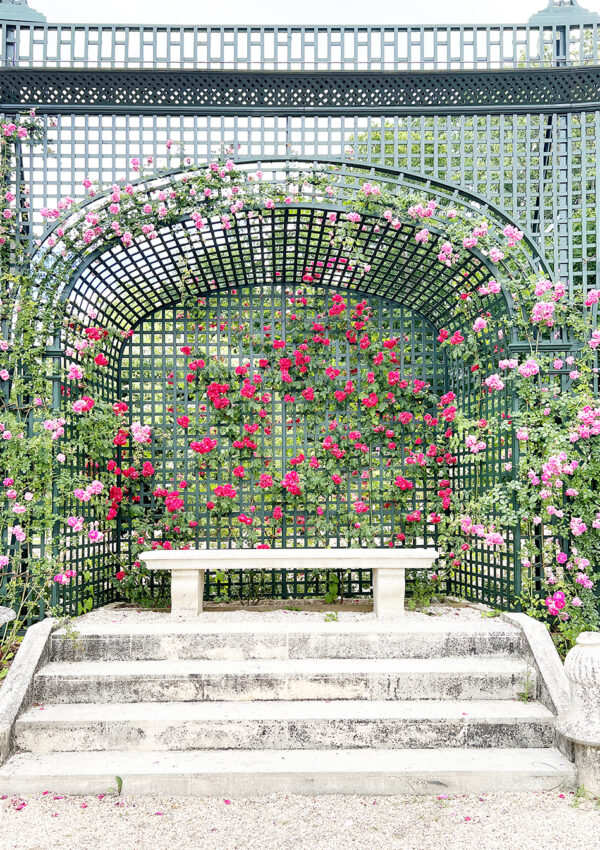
{"left": 34, "top": 157, "right": 554, "bottom": 332}
{"left": 34, "top": 158, "right": 554, "bottom": 611}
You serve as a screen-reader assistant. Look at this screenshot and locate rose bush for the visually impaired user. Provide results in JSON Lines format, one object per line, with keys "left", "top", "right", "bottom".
{"left": 0, "top": 117, "right": 598, "bottom": 654}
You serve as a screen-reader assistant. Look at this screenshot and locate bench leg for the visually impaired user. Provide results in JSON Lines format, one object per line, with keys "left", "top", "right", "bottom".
{"left": 373, "top": 568, "right": 406, "bottom": 620}
{"left": 170, "top": 569, "right": 205, "bottom": 615}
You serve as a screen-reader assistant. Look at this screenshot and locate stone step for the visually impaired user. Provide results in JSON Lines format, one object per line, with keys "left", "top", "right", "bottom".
{"left": 34, "top": 657, "right": 534, "bottom": 703}
{"left": 15, "top": 699, "right": 556, "bottom": 753}
{"left": 0, "top": 748, "right": 575, "bottom": 797}
{"left": 50, "top": 619, "right": 524, "bottom": 662}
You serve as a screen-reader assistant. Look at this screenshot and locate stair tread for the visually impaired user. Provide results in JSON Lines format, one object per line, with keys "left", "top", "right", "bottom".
{"left": 0, "top": 747, "right": 574, "bottom": 777}
{"left": 18, "top": 699, "right": 554, "bottom": 723}
{"left": 37, "top": 656, "right": 528, "bottom": 677}
{"left": 55, "top": 619, "right": 518, "bottom": 637}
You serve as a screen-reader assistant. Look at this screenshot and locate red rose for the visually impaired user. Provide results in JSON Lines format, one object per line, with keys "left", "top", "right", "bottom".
{"left": 115, "top": 571, "right": 125, "bottom": 581}
{"left": 113, "top": 429, "right": 128, "bottom": 446}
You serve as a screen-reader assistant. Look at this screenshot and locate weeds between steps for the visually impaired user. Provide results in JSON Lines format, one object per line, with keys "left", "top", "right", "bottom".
{"left": 517, "top": 664, "right": 535, "bottom": 703}
{"left": 107, "top": 777, "right": 123, "bottom": 796}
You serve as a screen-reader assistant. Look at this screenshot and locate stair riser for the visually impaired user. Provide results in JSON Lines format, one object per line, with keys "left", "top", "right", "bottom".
{"left": 34, "top": 671, "right": 533, "bottom": 703}
{"left": 50, "top": 632, "right": 525, "bottom": 662}
{"left": 15, "top": 718, "right": 555, "bottom": 753}
{"left": 0, "top": 766, "right": 574, "bottom": 798}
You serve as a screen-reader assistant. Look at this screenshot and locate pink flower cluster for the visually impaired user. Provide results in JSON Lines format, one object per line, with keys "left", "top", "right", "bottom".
{"left": 576, "top": 571, "right": 594, "bottom": 590}
{"left": 465, "top": 435, "right": 486, "bottom": 454}
{"left": 53, "top": 570, "right": 77, "bottom": 585}
{"left": 43, "top": 418, "right": 66, "bottom": 440}
{"left": 588, "top": 329, "right": 600, "bottom": 349}
{"left": 437, "top": 241, "right": 456, "bottom": 267}
{"left": 530, "top": 301, "right": 555, "bottom": 327}
{"left": 478, "top": 280, "right": 502, "bottom": 296}
{"left": 484, "top": 374, "right": 505, "bottom": 391}
{"left": 360, "top": 182, "right": 381, "bottom": 197}
{"left": 534, "top": 279, "right": 566, "bottom": 300}
{"left": 407, "top": 200, "right": 437, "bottom": 219}
{"left": 72, "top": 396, "right": 95, "bottom": 414}
{"left": 502, "top": 224, "right": 523, "bottom": 246}
{"left": 517, "top": 359, "right": 540, "bottom": 378}
{"left": 460, "top": 516, "right": 505, "bottom": 547}
{"left": 544, "top": 591, "right": 567, "bottom": 617}
{"left": 73, "top": 480, "right": 104, "bottom": 502}
{"left": 570, "top": 517, "right": 587, "bottom": 537}
{"left": 570, "top": 405, "right": 600, "bottom": 442}
{"left": 131, "top": 422, "right": 152, "bottom": 444}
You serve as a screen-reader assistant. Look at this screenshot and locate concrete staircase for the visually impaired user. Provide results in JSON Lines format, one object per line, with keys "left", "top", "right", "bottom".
{"left": 0, "top": 616, "right": 575, "bottom": 796}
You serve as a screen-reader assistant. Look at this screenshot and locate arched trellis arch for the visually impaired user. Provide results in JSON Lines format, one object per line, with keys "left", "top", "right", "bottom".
{"left": 31, "top": 157, "right": 557, "bottom": 610}
{"left": 59, "top": 206, "right": 507, "bottom": 360}
{"left": 33, "top": 157, "right": 553, "bottom": 354}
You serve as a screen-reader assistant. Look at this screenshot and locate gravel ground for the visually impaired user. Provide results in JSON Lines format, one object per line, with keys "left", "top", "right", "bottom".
{"left": 73, "top": 600, "right": 508, "bottom": 626}
{"left": 0, "top": 790, "right": 598, "bottom": 850}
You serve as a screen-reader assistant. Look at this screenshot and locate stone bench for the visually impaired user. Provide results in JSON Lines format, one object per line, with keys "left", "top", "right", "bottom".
{"left": 139, "top": 548, "right": 439, "bottom": 620}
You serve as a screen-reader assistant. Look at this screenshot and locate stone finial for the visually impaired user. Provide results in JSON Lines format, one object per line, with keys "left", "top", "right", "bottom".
{"left": 0, "top": 1, "right": 46, "bottom": 23}
{"left": 529, "top": 1, "right": 600, "bottom": 24}
{"left": 557, "top": 631, "right": 600, "bottom": 793}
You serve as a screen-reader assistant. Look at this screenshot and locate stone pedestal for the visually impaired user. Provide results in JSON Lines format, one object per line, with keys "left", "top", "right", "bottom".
{"left": 372, "top": 568, "right": 406, "bottom": 620}
{"left": 556, "top": 631, "right": 600, "bottom": 794}
{"left": 171, "top": 569, "right": 205, "bottom": 615}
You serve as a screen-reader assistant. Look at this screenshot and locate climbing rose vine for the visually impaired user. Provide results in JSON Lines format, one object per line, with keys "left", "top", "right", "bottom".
{"left": 0, "top": 118, "right": 598, "bottom": 654}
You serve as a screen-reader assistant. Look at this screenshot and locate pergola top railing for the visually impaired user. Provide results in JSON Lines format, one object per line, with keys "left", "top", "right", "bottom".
{"left": 3, "top": 13, "right": 600, "bottom": 71}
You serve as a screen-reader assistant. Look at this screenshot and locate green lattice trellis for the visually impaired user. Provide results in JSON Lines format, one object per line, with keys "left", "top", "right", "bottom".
{"left": 1, "top": 0, "right": 598, "bottom": 618}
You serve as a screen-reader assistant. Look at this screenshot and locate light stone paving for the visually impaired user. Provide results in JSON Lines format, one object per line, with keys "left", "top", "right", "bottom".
{"left": 69, "top": 601, "right": 512, "bottom": 626}
{"left": 0, "top": 790, "right": 598, "bottom": 850}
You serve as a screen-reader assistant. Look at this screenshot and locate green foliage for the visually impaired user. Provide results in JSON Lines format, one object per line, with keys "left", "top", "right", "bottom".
{"left": 406, "top": 571, "right": 444, "bottom": 611}
{"left": 0, "top": 119, "right": 598, "bottom": 655}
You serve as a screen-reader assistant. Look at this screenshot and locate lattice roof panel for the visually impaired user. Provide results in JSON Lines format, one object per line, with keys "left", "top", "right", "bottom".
{"left": 62, "top": 207, "right": 502, "bottom": 350}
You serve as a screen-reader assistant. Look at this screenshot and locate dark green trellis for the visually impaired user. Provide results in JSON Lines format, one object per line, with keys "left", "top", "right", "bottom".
{"left": 1, "top": 0, "right": 598, "bottom": 617}
{"left": 117, "top": 284, "right": 443, "bottom": 602}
